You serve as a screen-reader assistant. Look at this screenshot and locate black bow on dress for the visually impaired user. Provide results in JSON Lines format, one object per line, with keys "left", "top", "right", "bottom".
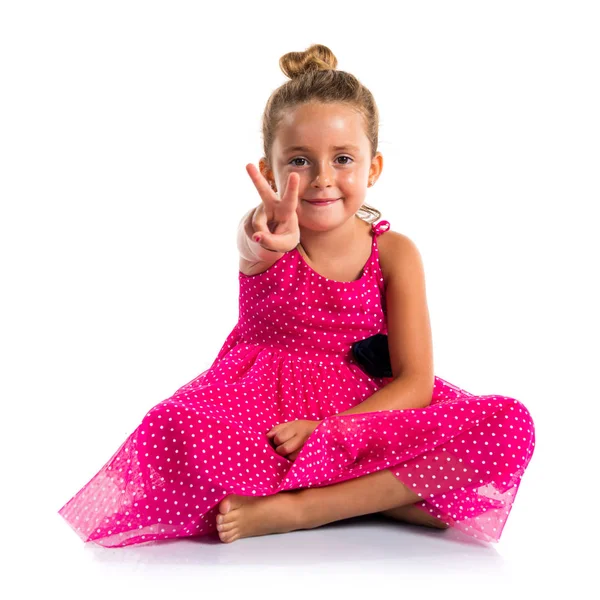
{"left": 351, "top": 333, "right": 393, "bottom": 378}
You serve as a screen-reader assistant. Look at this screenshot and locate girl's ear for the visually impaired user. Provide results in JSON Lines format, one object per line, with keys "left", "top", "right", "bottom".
{"left": 369, "top": 151, "right": 384, "bottom": 182}
{"left": 258, "top": 157, "right": 273, "bottom": 183}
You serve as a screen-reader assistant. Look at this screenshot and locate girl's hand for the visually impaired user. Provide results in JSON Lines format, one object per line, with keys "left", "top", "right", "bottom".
{"left": 245, "top": 164, "right": 301, "bottom": 253}
{"left": 266, "top": 419, "right": 321, "bottom": 462}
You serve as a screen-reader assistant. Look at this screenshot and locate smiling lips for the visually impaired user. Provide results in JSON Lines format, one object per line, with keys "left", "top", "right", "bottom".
{"left": 303, "top": 198, "right": 340, "bottom": 206}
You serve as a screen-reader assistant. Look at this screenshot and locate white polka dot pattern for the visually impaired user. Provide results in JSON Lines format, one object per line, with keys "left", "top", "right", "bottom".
{"left": 58, "top": 220, "right": 535, "bottom": 547}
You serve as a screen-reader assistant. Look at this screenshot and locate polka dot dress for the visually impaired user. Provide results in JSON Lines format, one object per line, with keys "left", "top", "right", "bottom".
{"left": 58, "top": 219, "right": 536, "bottom": 547}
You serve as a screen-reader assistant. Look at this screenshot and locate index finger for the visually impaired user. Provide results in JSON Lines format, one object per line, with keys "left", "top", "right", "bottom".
{"left": 245, "top": 163, "right": 278, "bottom": 206}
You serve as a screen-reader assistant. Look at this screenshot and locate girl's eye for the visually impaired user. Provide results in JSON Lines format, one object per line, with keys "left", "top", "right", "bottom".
{"left": 289, "top": 156, "right": 353, "bottom": 167}
{"left": 290, "top": 158, "right": 307, "bottom": 167}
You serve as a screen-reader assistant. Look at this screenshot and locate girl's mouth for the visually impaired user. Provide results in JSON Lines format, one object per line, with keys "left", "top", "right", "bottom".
{"left": 302, "top": 198, "right": 340, "bottom": 207}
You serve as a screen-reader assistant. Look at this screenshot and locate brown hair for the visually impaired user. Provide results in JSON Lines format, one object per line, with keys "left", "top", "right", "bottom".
{"left": 261, "top": 44, "right": 382, "bottom": 223}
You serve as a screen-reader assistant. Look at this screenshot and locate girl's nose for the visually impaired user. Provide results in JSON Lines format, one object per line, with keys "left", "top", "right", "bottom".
{"left": 312, "top": 167, "right": 334, "bottom": 188}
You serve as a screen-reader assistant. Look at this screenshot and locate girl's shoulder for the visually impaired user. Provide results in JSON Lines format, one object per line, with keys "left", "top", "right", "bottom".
{"left": 376, "top": 226, "right": 422, "bottom": 285}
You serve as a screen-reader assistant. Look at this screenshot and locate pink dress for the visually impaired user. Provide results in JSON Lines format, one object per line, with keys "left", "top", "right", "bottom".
{"left": 58, "top": 219, "right": 535, "bottom": 547}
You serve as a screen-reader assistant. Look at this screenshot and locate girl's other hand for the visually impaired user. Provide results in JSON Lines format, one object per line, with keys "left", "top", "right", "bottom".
{"left": 266, "top": 419, "right": 321, "bottom": 462}
{"left": 246, "top": 164, "right": 301, "bottom": 253}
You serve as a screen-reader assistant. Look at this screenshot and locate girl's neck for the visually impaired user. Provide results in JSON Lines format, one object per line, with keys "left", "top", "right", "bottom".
{"left": 298, "top": 216, "right": 369, "bottom": 262}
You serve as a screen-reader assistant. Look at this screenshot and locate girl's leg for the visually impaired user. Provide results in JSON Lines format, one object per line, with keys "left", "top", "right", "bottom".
{"left": 380, "top": 504, "right": 449, "bottom": 529}
{"left": 295, "top": 468, "right": 446, "bottom": 530}
{"left": 216, "top": 467, "right": 448, "bottom": 543}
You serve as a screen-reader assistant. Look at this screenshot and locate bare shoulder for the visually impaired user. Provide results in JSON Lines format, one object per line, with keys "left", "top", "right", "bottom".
{"left": 377, "top": 229, "right": 425, "bottom": 286}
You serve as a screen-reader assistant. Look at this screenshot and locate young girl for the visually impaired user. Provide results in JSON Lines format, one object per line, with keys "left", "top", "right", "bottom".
{"left": 58, "top": 44, "right": 535, "bottom": 547}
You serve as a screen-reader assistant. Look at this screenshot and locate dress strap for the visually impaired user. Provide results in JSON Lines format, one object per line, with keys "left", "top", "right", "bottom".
{"left": 372, "top": 220, "right": 391, "bottom": 237}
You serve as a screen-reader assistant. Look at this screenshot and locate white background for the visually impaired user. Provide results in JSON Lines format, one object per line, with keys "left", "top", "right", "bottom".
{"left": 1, "top": 1, "right": 598, "bottom": 598}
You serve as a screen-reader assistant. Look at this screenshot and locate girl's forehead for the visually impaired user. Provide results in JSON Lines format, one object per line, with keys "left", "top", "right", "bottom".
{"left": 274, "top": 104, "right": 367, "bottom": 149}
{"left": 280, "top": 102, "right": 361, "bottom": 126}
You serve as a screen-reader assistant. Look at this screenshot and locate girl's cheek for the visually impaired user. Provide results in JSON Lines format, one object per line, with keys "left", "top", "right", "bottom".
{"left": 342, "top": 172, "right": 358, "bottom": 186}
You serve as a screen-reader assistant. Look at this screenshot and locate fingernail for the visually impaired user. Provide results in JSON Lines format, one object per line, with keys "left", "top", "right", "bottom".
{"left": 253, "top": 235, "right": 261, "bottom": 242}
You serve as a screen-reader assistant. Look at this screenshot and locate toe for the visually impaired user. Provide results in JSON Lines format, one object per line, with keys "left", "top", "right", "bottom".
{"left": 218, "top": 498, "right": 231, "bottom": 516}
{"left": 217, "top": 521, "right": 236, "bottom": 533}
{"left": 219, "top": 529, "right": 238, "bottom": 543}
{"left": 219, "top": 494, "right": 244, "bottom": 517}
{"left": 221, "top": 510, "right": 238, "bottom": 525}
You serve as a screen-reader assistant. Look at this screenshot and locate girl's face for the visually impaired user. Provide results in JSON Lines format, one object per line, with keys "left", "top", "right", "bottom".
{"left": 261, "top": 102, "right": 383, "bottom": 230}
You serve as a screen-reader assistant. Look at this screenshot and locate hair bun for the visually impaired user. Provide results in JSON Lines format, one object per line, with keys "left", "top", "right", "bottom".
{"left": 279, "top": 44, "right": 338, "bottom": 79}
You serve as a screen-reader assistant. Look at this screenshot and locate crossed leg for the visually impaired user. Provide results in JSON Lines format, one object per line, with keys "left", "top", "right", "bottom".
{"left": 297, "top": 468, "right": 449, "bottom": 530}
{"left": 216, "top": 467, "right": 448, "bottom": 543}
{"left": 380, "top": 504, "right": 450, "bottom": 529}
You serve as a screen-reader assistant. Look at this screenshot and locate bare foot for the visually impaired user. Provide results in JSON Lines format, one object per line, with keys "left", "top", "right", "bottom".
{"left": 380, "top": 505, "right": 449, "bottom": 529}
{"left": 216, "top": 493, "right": 304, "bottom": 543}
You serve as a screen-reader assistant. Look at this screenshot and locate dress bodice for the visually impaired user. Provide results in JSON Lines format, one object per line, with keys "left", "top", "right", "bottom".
{"left": 233, "top": 220, "right": 392, "bottom": 363}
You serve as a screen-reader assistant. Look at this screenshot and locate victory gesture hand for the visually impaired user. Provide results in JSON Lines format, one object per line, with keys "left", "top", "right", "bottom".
{"left": 246, "top": 164, "right": 301, "bottom": 253}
